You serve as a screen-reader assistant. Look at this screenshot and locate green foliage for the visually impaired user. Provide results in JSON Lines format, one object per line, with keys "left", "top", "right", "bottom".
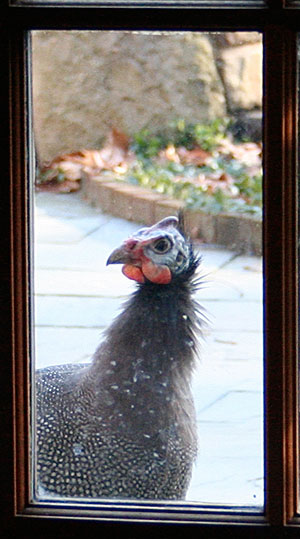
{"left": 131, "top": 130, "right": 166, "bottom": 159}
{"left": 126, "top": 118, "right": 262, "bottom": 217}
{"left": 131, "top": 118, "right": 231, "bottom": 159}
{"left": 171, "top": 118, "right": 230, "bottom": 151}
{"left": 127, "top": 158, "right": 262, "bottom": 216}
{"left": 37, "top": 167, "right": 66, "bottom": 184}
{"left": 37, "top": 118, "right": 262, "bottom": 218}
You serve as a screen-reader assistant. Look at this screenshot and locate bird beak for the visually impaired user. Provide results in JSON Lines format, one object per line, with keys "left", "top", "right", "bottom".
{"left": 106, "top": 244, "right": 134, "bottom": 266}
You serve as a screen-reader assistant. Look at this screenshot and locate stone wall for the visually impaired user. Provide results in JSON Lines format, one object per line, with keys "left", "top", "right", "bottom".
{"left": 211, "top": 32, "right": 262, "bottom": 112}
{"left": 32, "top": 31, "right": 262, "bottom": 164}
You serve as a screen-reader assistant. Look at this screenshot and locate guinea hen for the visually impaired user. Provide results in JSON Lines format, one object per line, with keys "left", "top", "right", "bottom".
{"left": 36, "top": 215, "right": 204, "bottom": 500}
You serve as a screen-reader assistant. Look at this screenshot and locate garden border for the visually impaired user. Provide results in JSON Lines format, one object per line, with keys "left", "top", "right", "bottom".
{"left": 82, "top": 173, "right": 262, "bottom": 255}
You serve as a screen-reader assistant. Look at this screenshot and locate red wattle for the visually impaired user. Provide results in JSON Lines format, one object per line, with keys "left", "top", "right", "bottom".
{"left": 141, "top": 261, "right": 172, "bottom": 284}
{"left": 122, "top": 264, "right": 145, "bottom": 283}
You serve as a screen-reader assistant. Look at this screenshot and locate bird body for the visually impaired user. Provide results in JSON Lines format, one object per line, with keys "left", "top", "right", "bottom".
{"left": 36, "top": 216, "right": 204, "bottom": 500}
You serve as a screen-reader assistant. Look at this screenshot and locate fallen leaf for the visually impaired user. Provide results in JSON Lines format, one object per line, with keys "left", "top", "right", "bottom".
{"left": 36, "top": 128, "right": 132, "bottom": 188}
{"left": 177, "top": 146, "right": 211, "bottom": 166}
{"left": 36, "top": 179, "right": 81, "bottom": 193}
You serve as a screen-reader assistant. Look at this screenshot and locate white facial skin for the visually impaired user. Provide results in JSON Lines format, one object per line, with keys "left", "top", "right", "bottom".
{"left": 143, "top": 231, "right": 190, "bottom": 275}
{"left": 107, "top": 216, "right": 191, "bottom": 283}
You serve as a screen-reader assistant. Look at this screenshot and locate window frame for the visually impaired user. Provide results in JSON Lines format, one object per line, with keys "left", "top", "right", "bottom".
{"left": 2, "top": 0, "right": 300, "bottom": 536}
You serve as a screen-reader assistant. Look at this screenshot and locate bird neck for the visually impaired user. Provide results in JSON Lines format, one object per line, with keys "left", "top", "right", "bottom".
{"left": 92, "top": 277, "right": 201, "bottom": 390}
{"left": 85, "top": 278, "right": 202, "bottom": 440}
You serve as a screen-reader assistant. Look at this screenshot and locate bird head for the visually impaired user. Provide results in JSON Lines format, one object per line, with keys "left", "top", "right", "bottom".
{"left": 106, "top": 216, "right": 192, "bottom": 284}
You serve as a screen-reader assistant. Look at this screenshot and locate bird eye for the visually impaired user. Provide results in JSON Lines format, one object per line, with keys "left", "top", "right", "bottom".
{"left": 152, "top": 238, "right": 172, "bottom": 254}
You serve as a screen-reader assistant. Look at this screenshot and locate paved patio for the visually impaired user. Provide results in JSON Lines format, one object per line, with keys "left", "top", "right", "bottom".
{"left": 34, "top": 191, "right": 264, "bottom": 507}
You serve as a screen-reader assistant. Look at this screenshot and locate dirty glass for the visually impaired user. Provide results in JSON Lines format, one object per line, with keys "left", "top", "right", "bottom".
{"left": 31, "top": 30, "right": 263, "bottom": 506}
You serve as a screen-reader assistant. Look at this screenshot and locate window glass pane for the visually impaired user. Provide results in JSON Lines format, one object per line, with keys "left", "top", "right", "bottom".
{"left": 31, "top": 30, "right": 263, "bottom": 507}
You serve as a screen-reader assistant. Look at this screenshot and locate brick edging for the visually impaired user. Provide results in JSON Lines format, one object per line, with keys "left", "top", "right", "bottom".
{"left": 81, "top": 174, "right": 262, "bottom": 255}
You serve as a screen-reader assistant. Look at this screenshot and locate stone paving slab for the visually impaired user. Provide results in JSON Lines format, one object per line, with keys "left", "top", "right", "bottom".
{"left": 33, "top": 191, "right": 264, "bottom": 507}
{"left": 188, "top": 411, "right": 264, "bottom": 505}
{"left": 189, "top": 455, "right": 263, "bottom": 505}
{"left": 35, "top": 213, "right": 104, "bottom": 244}
{"left": 34, "top": 242, "right": 114, "bottom": 271}
{"left": 35, "top": 327, "right": 104, "bottom": 367}
{"left": 35, "top": 267, "right": 134, "bottom": 298}
{"left": 35, "top": 191, "right": 104, "bottom": 218}
{"left": 203, "top": 331, "right": 263, "bottom": 362}
{"left": 35, "top": 329, "right": 262, "bottom": 369}
{"left": 195, "top": 245, "right": 236, "bottom": 271}
{"left": 199, "top": 259, "right": 262, "bottom": 302}
{"left": 202, "top": 300, "right": 262, "bottom": 332}
{"left": 198, "top": 389, "right": 262, "bottom": 423}
{"left": 35, "top": 295, "right": 262, "bottom": 336}
{"left": 204, "top": 268, "right": 262, "bottom": 302}
{"left": 198, "top": 415, "right": 263, "bottom": 456}
{"left": 35, "top": 265, "right": 262, "bottom": 303}
{"left": 35, "top": 295, "right": 124, "bottom": 328}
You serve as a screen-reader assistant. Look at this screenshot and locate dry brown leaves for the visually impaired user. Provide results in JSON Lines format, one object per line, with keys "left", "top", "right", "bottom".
{"left": 159, "top": 144, "right": 211, "bottom": 166}
{"left": 36, "top": 128, "right": 134, "bottom": 193}
{"left": 36, "top": 127, "right": 262, "bottom": 197}
{"left": 158, "top": 141, "right": 261, "bottom": 197}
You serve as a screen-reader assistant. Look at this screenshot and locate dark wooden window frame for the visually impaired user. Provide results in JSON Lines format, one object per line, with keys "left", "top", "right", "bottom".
{"left": 2, "top": 0, "right": 300, "bottom": 537}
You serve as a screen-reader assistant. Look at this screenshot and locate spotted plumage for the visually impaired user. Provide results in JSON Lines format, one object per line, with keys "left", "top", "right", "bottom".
{"left": 36, "top": 216, "right": 205, "bottom": 500}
